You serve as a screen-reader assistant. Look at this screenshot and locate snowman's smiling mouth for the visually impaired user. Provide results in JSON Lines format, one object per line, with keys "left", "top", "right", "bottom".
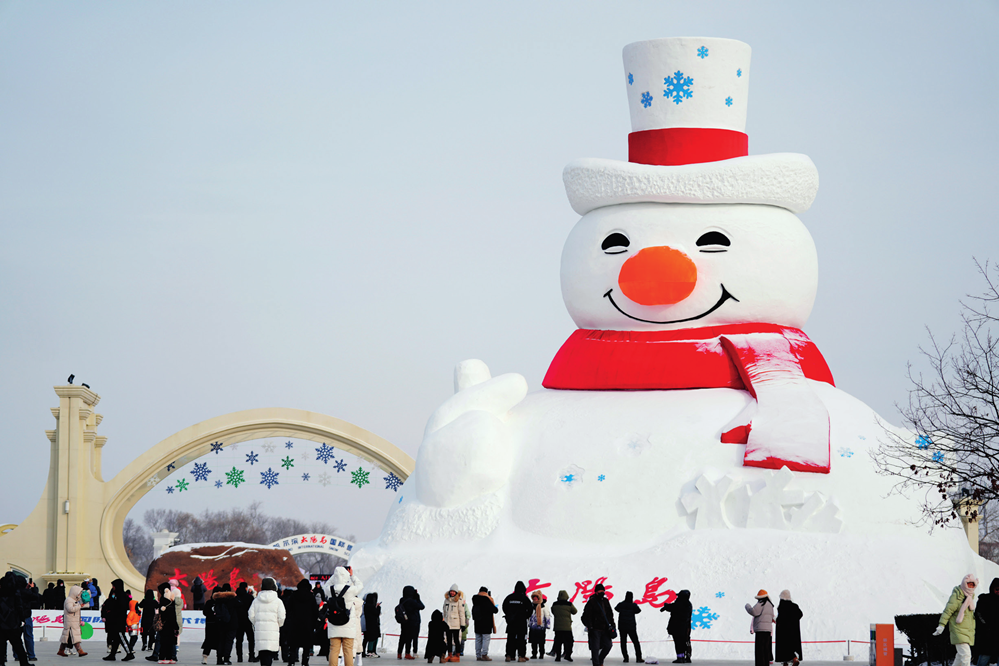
{"left": 603, "top": 285, "right": 739, "bottom": 325}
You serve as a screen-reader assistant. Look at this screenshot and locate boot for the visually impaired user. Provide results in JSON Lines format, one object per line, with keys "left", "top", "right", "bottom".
{"left": 58, "top": 647, "right": 69, "bottom": 658}
{"left": 76, "top": 644, "right": 89, "bottom": 657}
{"left": 104, "top": 656, "right": 117, "bottom": 662}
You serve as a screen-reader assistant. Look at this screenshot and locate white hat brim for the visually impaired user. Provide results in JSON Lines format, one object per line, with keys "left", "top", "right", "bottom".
{"left": 563, "top": 153, "right": 819, "bottom": 215}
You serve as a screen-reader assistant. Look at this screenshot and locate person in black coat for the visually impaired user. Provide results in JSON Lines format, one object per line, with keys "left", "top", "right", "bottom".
{"left": 774, "top": 591, "right": 802, "bottom": 666}
{"left": 471, "top": 588, "right": 498, "bottom": 661}
{"left": 580, "top": 585, "right": 615, "bottom": 666}
{"left": 202, "top": 587, "right": 224, "bottom": 664}
{"left": 288, "top": 580, "right": 318, "bottom": 666}
{"left": 191, "top": 578, "right": 207, "bottom": 612}
{"left": 502, "top": 582, "right": 532, "bottom": 663}
{"left": 615, "top": 592, "right": 643, "bottom": 663}
{"left": 399, "top": 586, "right": 425, "bottom": 659}
{"left": 157, "top": 583, "right": 180, "bottom": 664}
{"left": 363, "top": 593, "right": 381, "bottom": 657}
{"left": 52, "top": 581, "right": 66, "bottom": 612}
{"left": 235, "top": 583, "right": 257, "bottom": 663}
{"left": 102, "top": 579, "right": 136, "bottom": 662}
{"left": 214, "top": 586, "right": 240, "bottom": 665}
{"left": 138, "top": 590, "right": 157, "bottom": 651}
{"left": 660, "top": 590, "right": 692, "bottom": 664}
{"left": 0, "top": 574, "right": 30, "bottom": 666}
{"left": 975, "top": 578, "right": 999, "bottom": 666}
{"left": 425, "top": 610, "right": 448, "bottom": 664}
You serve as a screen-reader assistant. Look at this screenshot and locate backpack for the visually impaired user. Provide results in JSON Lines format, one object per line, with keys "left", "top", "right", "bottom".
{"left": 325, "top": 586, "right": 350, "bottom": 627}
{"left": 395, "top": 603, "right": 408, "bottom": 625}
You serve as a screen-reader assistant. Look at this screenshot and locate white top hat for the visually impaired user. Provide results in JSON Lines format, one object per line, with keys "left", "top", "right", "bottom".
{"left": 563, "top": 37, "right": 819, "bottom": 215}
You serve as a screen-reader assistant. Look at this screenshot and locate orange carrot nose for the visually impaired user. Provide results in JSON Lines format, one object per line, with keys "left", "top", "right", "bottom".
{"left": 617, "top": 246, "right": 697, "bottom": 305}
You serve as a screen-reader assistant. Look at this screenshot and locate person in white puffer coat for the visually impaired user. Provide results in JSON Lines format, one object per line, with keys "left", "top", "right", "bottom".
{"left": 248, "top": 578, "right": 286, "bottom": 666}
{"left": 325, "top": 567, "right": 363, "bottom": 666}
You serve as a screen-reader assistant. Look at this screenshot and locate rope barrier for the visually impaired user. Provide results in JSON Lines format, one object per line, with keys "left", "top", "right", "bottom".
{"left": 382, "top": 633, "right": 871, "bottom": 646}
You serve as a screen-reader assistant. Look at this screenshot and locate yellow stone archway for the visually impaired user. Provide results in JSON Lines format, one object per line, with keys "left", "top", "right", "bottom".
{"left": 0, "top": 386, "right": 414, "bottom": 594}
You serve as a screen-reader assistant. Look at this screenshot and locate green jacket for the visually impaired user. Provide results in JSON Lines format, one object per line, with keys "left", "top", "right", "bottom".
{"left": 550, "top": 591, "right": 577, "bottom": 632}
{"left": 940, "top": 586, "right": 976, "bottom": 645}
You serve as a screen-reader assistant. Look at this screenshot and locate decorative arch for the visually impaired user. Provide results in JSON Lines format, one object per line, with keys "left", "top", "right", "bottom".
{"left": 99, "top": 408, "right": 414, "bottom": 591}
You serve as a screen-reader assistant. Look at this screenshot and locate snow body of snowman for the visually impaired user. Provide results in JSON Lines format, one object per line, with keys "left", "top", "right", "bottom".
{"left": 354, "top": 38, "right": 997, "bottom": 654}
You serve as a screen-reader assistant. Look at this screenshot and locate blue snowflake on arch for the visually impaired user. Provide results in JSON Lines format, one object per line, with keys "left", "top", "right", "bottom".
{"left": 260, "top": 467, "right": 280, "bottom": 489}
{"left": 302, "top": 473, "right": 310, "bottom": 482}
{"left": 697, "top": 46, "right": 708, "bottom": 59}
{"left": 165, "top": 486, "right": 174, "bottom": 494}
{"left": 333, "top": 459, "right": 348, "bottom": 473}
{"left": 214, "top": 480, "right": 223, "bottom": 489}
{"left": 210, "top": 441, "right": 224, "bottom": 455}
{"left": 628, "top": 72, "right": 633, "bottom": 85}
{"left": 691, "top": 606, "right": 719, "bottom": 630}
{"left": 192, "top": 462, "right": 212, "bottom": 482}
{"left": 316, "top": 443, "right": 336, "bottom": 464}
{"left": 166, "top": 461, "right": 177, "bottom": 472}
{"left": 664, "top": 71, "right": 693, "bottom": 105}
{"left": 285, "top": 441, "right": 294, "bottom": 450}
{"left": 246, "top": 451, "right": 259, "bottom": 465}
{"left": 641, "top": 91, "right": 652, "bottom": 108}
{"left": 384, "top": 473, "right": 403, "bottom": 491}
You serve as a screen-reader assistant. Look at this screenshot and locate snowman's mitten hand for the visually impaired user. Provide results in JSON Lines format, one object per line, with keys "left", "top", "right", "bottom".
{"left": 415, "top": 409, "right": 517, "bottom": 507}
{"left": 424, "top": 371, "right": 529, "bottom": 436}
{"left": 414, "top": 362, "right": 528, "bottom": 507}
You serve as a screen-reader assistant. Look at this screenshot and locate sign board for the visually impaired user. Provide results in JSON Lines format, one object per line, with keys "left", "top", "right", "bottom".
{"left": 269, "top": 533, "right": 354, "bottom": 559}
{"left": 869, "top": 623, "right": 894, "bottom": 666}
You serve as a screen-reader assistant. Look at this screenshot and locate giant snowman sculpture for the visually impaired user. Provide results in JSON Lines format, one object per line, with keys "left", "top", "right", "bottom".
{"left": 353, "top": 38, "right": 999, "bottom": 657}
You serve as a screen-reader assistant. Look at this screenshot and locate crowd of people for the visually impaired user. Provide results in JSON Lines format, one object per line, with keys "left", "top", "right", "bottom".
{"left": 11, "top": 568, "right": 999, "bottom": 666}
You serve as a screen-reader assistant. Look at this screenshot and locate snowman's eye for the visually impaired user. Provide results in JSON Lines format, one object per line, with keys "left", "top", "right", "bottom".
{"left": 696, "top": 231, "right": 730, "bottom": 253}
{"left": 601, "top": 232, "right": 631, "bottom": 254}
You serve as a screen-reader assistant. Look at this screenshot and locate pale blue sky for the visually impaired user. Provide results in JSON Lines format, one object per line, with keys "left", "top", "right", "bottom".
{"left": 1, "top": 1, "right": 997, "bottom": 540}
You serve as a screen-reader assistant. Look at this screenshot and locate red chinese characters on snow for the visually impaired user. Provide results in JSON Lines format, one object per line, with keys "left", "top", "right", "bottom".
{"left": 530, "top": 576, "right": 673, "bottom": 607}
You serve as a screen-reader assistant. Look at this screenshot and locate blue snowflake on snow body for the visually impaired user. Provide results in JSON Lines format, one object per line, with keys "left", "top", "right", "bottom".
{"left": 838, "top": 447, "right": 855, "bottom": 458}
{"left": 691, "top": 606, "right": 719, "bottom": 630}
{"left": 302, "top": 473, "right": 310, "bottom": 482}
{"left": 641, "top": 91, "right": 653, "bottom": 108}
{"left": 715, "top": 592, "right": 725, "bottom": 598}
{"left": 560, "top": 473, "right": 576, "bottom": 484}
{"left": 210, "top": 441, "right": 224, "bottom": 455}
{"left": 384, "top": 473, "right": 403, "bottom": 491}
{"left": 737, "top": 68, "right": 742, "bottom": 77}
{"left": 697, "top": 46, "right": 708, "bottom": 59}
{"left": 333, "top": 459, "right": 348, "bottom": 473}
{"left": 664, "top": 71, "right": 694, "bottom": 105}
{"left": 285, "top": 441, "right": 294, "bottom": 450}
{"left": 192, "top": 462, "right": 212, "bottom": 482}
{"left": 246, "top": 451, "right": 259, "bottom": 465}
{"left": 597, "top": 474, "right": 606, "bottom": 482}
{"left": 628, "top": 72, "right": 633, "bottom": 85}
{"left": 214, "top": 480, "right": 223, "bottom": 489}
{"left": 916, "top": 435, "right": 932, "bottom": 450}
{"left": 725, "top": 96, "right": 733, "bottom": 107}
{"left": 859, "top": 435, "right": 867, "bottom": 441}
{"left": 316, "top": 443, "right": 336, "bottom": 464}
{"left": 932, "top": 451, "right": 945, "bottom": 463}
{"left": 260, "top": 467, "right": 280, "bottom": 489}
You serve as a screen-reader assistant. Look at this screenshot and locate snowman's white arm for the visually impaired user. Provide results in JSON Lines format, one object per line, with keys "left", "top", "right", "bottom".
{"left": 719, "top": 333, "right": 831, "bottom": 474}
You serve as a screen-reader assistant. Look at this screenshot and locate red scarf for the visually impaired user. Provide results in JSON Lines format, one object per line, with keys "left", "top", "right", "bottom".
{"left": 543, "top": 323, "right": 834, "bottom": 391}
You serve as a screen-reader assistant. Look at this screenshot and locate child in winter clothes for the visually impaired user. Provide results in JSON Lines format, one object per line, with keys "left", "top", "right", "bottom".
{"left": 426, "top": 611, "right": 449, "bottom": 664}
{"left": 549, "top": 591, "right": 576, "bottom": 663}
{"left": 935, "top": 574, "right": 979, "bottom": 666}
{"left": 528, "top": 592, "right": 552, "bottom": 660}
{"left": 442, "top": 585, "right": 467, "bottom": 662}
{"left": 661, "top": 590, "right": 692, "bottom": 664}
{"left": 614, "top": 592, "right": 642, "bottom": 663}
